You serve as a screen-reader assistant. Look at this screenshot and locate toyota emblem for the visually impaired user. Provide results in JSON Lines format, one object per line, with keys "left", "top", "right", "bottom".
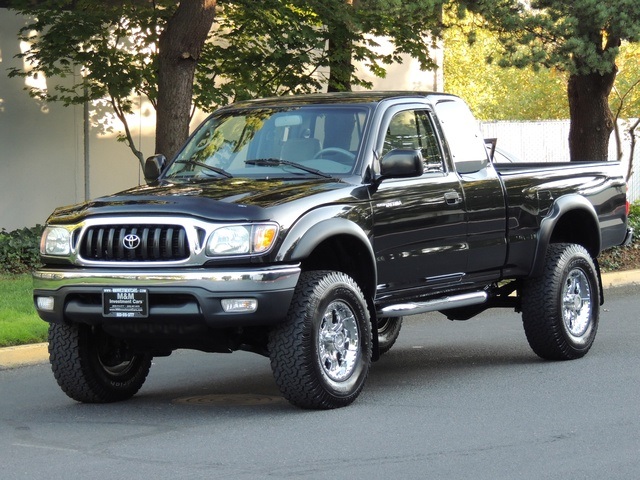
{"left": 123, "top": 234, "right": 141, "bottom": 250}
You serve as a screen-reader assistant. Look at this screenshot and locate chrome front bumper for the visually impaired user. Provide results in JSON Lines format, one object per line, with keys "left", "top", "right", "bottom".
{"left": 33, "top": 265, "right": 301, "bottom": 327}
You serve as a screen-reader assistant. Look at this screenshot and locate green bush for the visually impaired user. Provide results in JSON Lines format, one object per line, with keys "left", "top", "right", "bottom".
{"left": 599, "top": 201, "right": 640, "bottom": 271}
{"left": 628, "top": 201, "right": 640, "bottom": 231}
{"left": 0, "top": 225, "right": 44, "bottom": 274}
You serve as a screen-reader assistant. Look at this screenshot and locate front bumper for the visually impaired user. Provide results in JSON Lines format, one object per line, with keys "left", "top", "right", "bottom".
{"left": 33, "top": 265, "right": 301, "bottom": 328}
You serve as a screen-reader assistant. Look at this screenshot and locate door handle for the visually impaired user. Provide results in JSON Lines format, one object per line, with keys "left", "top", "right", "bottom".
{"left": 444, "top": 191, "right": 462, "bottom": 205}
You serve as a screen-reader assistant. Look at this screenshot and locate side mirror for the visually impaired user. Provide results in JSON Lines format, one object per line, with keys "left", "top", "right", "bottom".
{"left": 144, "top": 154, "right": 167, "bottom": 183}
{"left": 379, "top": 149, "right": 424, "bottom": 180}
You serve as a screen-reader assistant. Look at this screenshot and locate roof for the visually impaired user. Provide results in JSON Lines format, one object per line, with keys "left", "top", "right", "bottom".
{"left": 220, "top": 91, "right": 457, "bottom": 110}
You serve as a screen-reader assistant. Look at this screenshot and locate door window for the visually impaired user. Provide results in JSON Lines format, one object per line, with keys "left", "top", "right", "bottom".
{"left": 382, "top": 110, "right": 444, "bottom": 173}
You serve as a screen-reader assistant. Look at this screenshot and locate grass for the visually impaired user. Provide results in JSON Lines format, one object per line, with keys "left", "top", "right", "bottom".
{"left": 0, "top": 274, "right": 48, "bottom": 347}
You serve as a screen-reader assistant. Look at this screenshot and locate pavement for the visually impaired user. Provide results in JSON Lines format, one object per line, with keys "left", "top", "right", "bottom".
{"left": 2, "top": 269, "right": 639, "bottom": 370}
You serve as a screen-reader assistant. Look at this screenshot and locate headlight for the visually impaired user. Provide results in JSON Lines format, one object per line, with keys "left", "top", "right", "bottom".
{"left": 206, "top": 223, "right": 278, "bottom": 256}
{"left": 40, "top": 226, "right": 72, "bottom": 256}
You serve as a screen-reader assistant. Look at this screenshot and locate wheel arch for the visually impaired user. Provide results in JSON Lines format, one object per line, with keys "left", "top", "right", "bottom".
{"left": 531, "top": 194, "right": 601, "bottom": 278}
{"left": 280, "top": 217, "right": 376, "bottom": 301}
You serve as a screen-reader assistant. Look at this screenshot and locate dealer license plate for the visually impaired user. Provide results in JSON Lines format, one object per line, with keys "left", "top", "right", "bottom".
{"left": 102, "top": 287, "right": 149, "bottom": 318}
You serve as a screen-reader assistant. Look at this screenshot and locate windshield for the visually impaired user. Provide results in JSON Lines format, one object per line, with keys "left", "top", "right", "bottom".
{"left": 164, "top": 105, "right": 369, "bottom": 180}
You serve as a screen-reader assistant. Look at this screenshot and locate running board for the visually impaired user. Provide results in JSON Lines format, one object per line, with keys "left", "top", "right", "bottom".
{"left": 378, "top": 291, "right": 488, "bottom": 318}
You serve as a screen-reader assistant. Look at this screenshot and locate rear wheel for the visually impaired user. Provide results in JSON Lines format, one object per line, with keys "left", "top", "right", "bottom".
{"left": 269, "top": 271, "right": 372, "bottom": 409}
{"left": 48, "top": 322, "right": 152, "bottom": 403}
{"left": 377, "top": 316, "right": 403, "bottom": 356}
{"left": 521, "top": 243, "right": 599, "bottom": 360}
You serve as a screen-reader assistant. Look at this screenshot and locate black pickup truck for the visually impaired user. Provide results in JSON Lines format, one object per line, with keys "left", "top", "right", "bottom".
{"left": 34, "top": 92, "right": 632, "bottom": 409}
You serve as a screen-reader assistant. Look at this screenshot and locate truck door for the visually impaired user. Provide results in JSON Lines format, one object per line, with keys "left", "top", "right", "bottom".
{"left": 433, "top": 98, "right": 507, "bottom": 283}
{"left": 372, "top": 106, "right": 468, "bottom": 300}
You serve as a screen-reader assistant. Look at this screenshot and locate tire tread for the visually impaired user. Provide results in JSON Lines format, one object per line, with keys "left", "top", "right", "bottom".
{"left": 48, "top": 322, "right": 151, "bottom": 403}
{"left": 521, "top": 243, "right": 599, "bottom": 360}
{"left": 269, "top": 271, "right": 371, "bottom": 409}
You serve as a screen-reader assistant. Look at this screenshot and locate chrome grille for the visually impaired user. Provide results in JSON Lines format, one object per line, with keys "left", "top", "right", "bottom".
{"left": 80, "top": 225, "right": 189, "bottom": 262}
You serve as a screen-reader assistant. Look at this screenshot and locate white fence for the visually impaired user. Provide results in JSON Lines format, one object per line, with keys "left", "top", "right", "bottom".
{"left": 480, "top": 119, "right": 640, "bottom": 202}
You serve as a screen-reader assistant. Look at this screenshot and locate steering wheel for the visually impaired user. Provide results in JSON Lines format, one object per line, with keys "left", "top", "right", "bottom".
{"left": 313, "top": 147, "right": 356, "bottom": 165}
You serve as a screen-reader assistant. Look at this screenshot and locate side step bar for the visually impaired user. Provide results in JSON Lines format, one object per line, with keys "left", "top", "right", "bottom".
{"left": 378, "top": 291, "right": 488, "bottom": 318}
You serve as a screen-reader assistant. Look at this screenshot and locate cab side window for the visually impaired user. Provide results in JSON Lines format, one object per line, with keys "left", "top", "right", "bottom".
{"left": 382, "top": 110, "right": 444, "bottom": 173}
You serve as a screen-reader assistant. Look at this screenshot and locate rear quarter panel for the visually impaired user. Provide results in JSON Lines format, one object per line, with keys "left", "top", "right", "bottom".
{"left": 495, "top": 162, "right": 628, "bottom": 277}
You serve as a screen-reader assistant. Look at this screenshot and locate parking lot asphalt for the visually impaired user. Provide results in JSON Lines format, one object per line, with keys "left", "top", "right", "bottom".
{"left": 2, "top": 269, "right": 639, "bottom": 370}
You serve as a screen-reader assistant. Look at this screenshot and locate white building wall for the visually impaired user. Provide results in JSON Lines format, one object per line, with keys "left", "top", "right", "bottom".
{"left": 0, "top": 9, "right": 146, "bottom": 230}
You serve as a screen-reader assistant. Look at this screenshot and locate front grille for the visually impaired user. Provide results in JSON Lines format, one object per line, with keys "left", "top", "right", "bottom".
{"left": 80, "top": 225, "right": 189, "bottom": 262}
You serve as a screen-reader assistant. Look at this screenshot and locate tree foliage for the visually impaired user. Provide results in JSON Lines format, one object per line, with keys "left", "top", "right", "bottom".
{"left": 7, "top": 0, "right": 445, "bottom": 164}
{"left": 308, "top": 0, "right": 444, "bottom": 92}
{"left": 611, "top": 42, "right": 640, "bottom": 120}
{"left": 194, "top": 0, "right": 327, "bottom": 108}
{"left": 196, "top": 0, "right": 444, "bottom": 103}
{"left": 611, "top": 41, "right": 640, "bottom": 179}
{"left": 442, "top": 12, "right": 568, "bottom": 120}
{"left": 8, "top": 0, "right": 175, "bottom": 165}
{"left": 454, "top": 0, "right": 640, "bottom": 161}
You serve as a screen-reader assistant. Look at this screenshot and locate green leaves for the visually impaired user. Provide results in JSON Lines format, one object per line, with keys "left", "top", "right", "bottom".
{"left": 195, "top": 0, "right": 326, "bottom": 108}
{"left": 7, "top": 0, "right": 446, "bottom": 160}
{"left": 0, "top": 225, "right": 43, "bottom": 275}
{"left": 443, "top": 11, "right": 568, "bottom": 120}
{"left": 196, "top": 0, "right": 445, "bottom": 107}
{"left": 9, "top": 0, "right": 170, "bottom": 107}
{"left": 463, "top": 0, "right": 640, "bottom": 76}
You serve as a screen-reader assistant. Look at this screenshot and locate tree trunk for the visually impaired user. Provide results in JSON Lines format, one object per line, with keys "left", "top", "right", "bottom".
{"left": 326, "top": 0, "right": 359, "bottom": 92}
{"left": 326, "top": 21, "right": 353, "bottom": 92}
{"left": 567, "top": 69, "right": 617, "bottom": 161}
{"left": 155, "top": 0, "right": 216, "bottom": 160}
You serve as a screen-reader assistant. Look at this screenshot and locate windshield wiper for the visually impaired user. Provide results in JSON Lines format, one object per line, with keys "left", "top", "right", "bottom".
{"left": 245, "top": 158, "right": 332, "bottom": 179}
{"left": 174, "top": 159, "right": 233, "bottom": 178}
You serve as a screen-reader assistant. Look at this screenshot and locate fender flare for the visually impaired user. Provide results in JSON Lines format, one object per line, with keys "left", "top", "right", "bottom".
{"left": 531, "top": 194, "right": 601, "bottom": 277}
{"left": 275, "top": 208, "right": 380, "bottom": 358}
{"left": 275, "top": 208, "right": 377, "bottom": 291}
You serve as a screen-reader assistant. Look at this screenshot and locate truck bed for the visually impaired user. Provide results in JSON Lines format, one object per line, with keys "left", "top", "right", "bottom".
{"left": 494, "top": 160, "right": 628, "bottom": 277}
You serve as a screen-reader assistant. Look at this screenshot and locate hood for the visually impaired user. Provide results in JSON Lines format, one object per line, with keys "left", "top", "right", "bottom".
{"left": 48, "top": 177, "right": 357, "bottom": 224}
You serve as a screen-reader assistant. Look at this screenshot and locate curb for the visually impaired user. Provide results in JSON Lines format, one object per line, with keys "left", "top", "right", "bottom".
{"left": 0, "top": 342, "right": 48, "bottom": 370}
{"left": 601, "top": 268, "right": 640, "bottom": 289}
{"left": 2, "top": 269, "right": 639, "bottom": 370}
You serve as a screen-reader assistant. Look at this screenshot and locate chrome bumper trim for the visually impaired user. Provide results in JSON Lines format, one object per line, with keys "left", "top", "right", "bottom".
{"left": 33, "top": 265, "right": 301, "bottom": 293}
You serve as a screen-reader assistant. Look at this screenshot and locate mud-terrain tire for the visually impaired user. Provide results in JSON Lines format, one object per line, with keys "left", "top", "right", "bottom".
{"left": 268, "top": 271, "right": 372, "bottom": 409}
{"left": 48, "top": 322, "right": 152, "bottom": 403}
{"left": 521, "top": 243, "right": 599, "bottom": 360}
{"left": 377, "top": 317, "right": 403, "bottom": 355}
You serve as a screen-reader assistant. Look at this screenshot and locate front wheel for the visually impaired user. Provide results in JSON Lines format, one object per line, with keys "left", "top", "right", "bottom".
{"left": 521, "top": 243, "right": 600, "bottom": 360}
{"left": 268, "top": 271, "right": 372, "bottom": 409}
{"left": 48, "top": 322, "right": 152, "bottom": 403}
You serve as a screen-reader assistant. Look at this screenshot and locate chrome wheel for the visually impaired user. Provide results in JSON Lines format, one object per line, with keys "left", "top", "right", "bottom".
{"left": 319, "top": 300, "right": 360, "bottom": 382}
{"left": 521, "top": 243, "right": 599, "bottom": 360}
{"left": 269, "top": 271, "right": 371, "bottom": 409}
{"left": 562, "top": 268, "right": 592, "bottom": 338}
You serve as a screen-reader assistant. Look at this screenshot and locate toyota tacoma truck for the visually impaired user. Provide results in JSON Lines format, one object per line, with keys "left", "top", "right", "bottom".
{"left": 33, "top": 92, "right": 633, "bottom": 409}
